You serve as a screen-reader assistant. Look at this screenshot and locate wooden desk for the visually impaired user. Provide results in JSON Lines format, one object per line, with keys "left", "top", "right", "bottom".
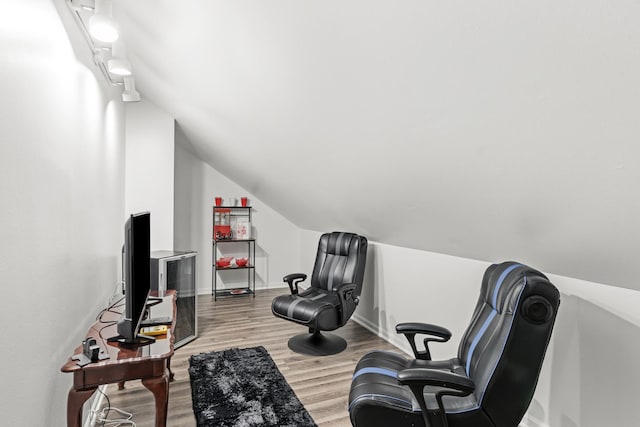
{"left": 61, "top": 290, "right": 176, "bottom": 427}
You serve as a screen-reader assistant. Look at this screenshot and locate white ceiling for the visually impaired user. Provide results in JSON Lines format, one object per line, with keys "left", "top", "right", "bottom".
{"left": 113, "top": 0, "right": 640, "bottom": 289}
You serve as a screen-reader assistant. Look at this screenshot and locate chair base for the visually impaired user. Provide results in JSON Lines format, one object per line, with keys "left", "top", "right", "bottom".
{"left": 288, "top": 331, "right": 347, "bottom": 356}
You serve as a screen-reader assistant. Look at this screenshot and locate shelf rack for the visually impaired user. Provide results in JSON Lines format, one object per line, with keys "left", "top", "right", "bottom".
{"left": 212, "top": 206, "right": 255, "bottom": 300}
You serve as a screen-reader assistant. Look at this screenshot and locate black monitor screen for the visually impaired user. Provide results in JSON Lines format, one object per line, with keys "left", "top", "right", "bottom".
{"left": 116, "top": 212, "right": 151, "bottom": 343}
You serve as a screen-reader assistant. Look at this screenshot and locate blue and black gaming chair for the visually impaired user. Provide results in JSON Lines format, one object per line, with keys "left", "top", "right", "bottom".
{"left": 348, "top": 261, "right": 560, "bottom": 427}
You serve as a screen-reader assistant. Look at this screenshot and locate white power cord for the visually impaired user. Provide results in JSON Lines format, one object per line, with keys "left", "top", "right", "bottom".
{"left": 96, "top": 406, "right": 136, "bottom": 427}
{"left": 84, "top": 385, "right": 107, "bottom": 427}
{"left": 87, "top": 386, "right": 136, "bottom": 427}
{"left": 109, "top": 281, "right": 126, "bottom": 305}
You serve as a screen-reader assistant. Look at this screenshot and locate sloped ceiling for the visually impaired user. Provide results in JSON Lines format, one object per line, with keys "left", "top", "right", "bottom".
{"left": 113, "top": 1, "right": 640, "bottom": 289}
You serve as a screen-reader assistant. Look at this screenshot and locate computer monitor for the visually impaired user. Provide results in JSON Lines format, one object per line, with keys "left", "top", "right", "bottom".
{"left": 112, "top": 212, "right": 154, "bottom": 344}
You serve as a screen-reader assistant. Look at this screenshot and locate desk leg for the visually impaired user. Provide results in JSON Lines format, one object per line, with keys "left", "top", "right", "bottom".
{"left": 168, "top": 358, "right": 174, "bottom": 382}
{"left": 67, "top": 387, "right": 96, "bottom": 427}
{"left": 141, "top": 370, "right": 169, "bottom": 427}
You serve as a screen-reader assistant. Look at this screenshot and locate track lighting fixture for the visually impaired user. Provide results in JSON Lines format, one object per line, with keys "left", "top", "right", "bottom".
{"left": 88, "top": 0, "right": 118, "bottom": 43}
{"left": 66, "top": 0, "right": 141, "bottom": 102}
{"left": 108, "top": 40, "right": 132, "bottom": 76}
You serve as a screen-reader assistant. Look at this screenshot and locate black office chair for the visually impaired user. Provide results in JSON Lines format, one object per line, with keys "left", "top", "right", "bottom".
{"left": 271, "top": 232, "right": 368, "bottom": 356}
{"left": 348, "top": 261, "right": 560, "bottom": 427}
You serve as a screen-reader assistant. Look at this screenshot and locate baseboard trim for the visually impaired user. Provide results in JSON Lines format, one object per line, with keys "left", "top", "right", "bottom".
{"left": 351, "top": 313, "right": 412, "bottom": 357}
{"left": 198, "top": 282, "right": 287, "bottom": 295}
{"left": 519, "top": 413, "right": 550, "bottom": 427}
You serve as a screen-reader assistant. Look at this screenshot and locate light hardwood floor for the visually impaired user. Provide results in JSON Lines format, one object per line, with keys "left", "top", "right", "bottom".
{"left": 104, "top": 288, "right": 401, "bottom": 427}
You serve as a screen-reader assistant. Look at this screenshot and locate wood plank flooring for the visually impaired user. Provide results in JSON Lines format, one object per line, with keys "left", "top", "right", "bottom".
{"left": 104, "top": 288, "right": 401, "bottom": 427}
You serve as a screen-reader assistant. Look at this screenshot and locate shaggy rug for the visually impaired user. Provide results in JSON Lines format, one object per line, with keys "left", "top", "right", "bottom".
{"left": 189, "top": 346, "right": 317, "bottom": 427}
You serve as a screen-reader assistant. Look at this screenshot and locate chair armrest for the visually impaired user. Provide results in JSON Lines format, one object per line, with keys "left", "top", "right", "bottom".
{"left": 397, "top": 368, "right": 475, "bottom": 427}
{"left": 333, "top": 283, "right": 359, "bottom": 324}
{"left": 397, "top": 368, "right": 474, "bottom": 393}
{"left": 283, "top": 273, "right": 307, "bottom": 295}
{"left": 395, "top": 322, "right": 452, "bottom": 361}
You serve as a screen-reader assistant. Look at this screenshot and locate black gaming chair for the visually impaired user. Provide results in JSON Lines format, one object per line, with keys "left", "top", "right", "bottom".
{"left": 271, "top": 232, "right": 368, "bottom": 356}
{"left": 349, "top": 261, "right": 560, "bottom": 427}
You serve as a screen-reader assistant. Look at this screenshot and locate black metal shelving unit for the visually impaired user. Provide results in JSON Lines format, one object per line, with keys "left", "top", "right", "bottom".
{"left": 212, "top": 206, "right": 256, "bottom": 300}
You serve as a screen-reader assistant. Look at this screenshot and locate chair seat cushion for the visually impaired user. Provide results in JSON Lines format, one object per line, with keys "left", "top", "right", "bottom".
{"left": 350, "top": 351, "right": 421, "bottom": 415}
{"left": 272, "top": 288, "right": 341, "bottom": 331}
{"left": 349, "top": 351, "right": 481, "bottom": 419}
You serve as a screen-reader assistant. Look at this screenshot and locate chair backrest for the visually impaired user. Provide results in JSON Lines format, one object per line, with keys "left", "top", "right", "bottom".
{"left": 456, "top": 262, "right": 560, "bottom": 425}
{"left": 310, "top": 232, "right": 367, "bottom": 295}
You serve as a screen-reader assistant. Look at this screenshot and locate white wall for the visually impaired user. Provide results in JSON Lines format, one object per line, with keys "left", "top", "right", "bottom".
{"left": 113, "top": 1, "right": 640, "bottom": 292}
{"left": 0, "top": 1, "right": 125, "bottom": 425}
{"left": 125, "top": 100, "right": 175, "bottom": 250}
{"left": 534, "top": 276, "right": 640, "bottom": 427}
{"left": 301, "top": 229, "right": 640, "bottom": 427}
{"left": 174, "top": 129, "right": 300, "bottom": 294}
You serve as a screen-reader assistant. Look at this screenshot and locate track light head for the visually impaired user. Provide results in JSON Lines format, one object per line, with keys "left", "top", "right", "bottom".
{"left": 108, "top": 40, "right": 131, "bottom": 76}
{"left": 88, "top": 0, "right": 119, "bottom": 43}
{"left": 108, "top": 58, "right": 132, "bottom": 76}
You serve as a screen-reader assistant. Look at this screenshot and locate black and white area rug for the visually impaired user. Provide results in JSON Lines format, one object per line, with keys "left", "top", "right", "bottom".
{"left": 189, "top": 346, "right": 317, "bottom": 427}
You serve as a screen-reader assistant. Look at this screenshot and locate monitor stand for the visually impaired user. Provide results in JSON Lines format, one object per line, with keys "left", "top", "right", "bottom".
{"left": 107, "top": 318, "right": 156, "bottom": 346}
{"left": 107, "top": 333, "right": 156, "bottom": 346}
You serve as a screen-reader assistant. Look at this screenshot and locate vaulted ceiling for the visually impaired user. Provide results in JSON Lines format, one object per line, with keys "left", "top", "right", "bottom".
{"left": 112, "top": 1, "right": 640, "bottom": 289}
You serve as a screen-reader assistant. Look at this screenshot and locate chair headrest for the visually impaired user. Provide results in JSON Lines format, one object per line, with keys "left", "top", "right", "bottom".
{"left": 483, "top": 261, "right": 549, "bottom": 312}
{"left": 322, "top": 232, "right": 361, "bottom": 256}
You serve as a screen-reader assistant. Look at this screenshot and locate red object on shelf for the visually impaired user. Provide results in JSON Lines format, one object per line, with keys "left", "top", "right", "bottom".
{"left": 215, "top": 197, "right": 222, "bottom": 206}
{"left": 216, "top": 257, "right": 233, "bottom": 268}
{"left": 214, "top": 225, "right": 232, "bottom": 240}
{"left": 213, "top": 207, "right": 232, "bottom": 240}
{"left": 235, "top": 258, "right": 248, "bottom": 267}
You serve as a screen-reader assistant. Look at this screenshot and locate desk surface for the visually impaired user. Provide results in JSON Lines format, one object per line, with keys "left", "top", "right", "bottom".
{"left": 61, "top": 290, "right": 176, "bottom": 375}
{"left": 61, "top": 290, "right": 176, "bottom": 427}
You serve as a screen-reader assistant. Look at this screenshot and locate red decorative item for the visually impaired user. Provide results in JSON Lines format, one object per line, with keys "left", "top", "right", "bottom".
{"left": 235, "top": 258, "right": 248, "bottom": 267}
{"left": 215, "top": 228, "right": 233, "bottom": 240}
{"left": 214, "top": 207, "right": 232, "bottom": 240}
{"left": 216, "top": 257, "right": 233, "bottom": 268}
